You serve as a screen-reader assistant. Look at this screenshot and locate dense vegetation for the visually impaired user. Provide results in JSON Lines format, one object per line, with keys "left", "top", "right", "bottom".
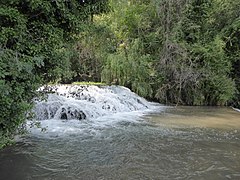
{"left": 0, "top": 0, "right": 239, "bottom": 148}
{"left": 87, "top": 0, "right": 240, "bottom": 106}
{"left": 0, "top": 0, "right": 108, "bottom": 148}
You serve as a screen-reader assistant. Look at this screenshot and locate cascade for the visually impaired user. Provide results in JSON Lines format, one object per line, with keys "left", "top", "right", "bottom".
{"left": 34, "top": 85, "right": 158, "bottom": 121}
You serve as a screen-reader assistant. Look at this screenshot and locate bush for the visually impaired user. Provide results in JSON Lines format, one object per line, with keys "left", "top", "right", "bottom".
{"left": 0, "top": 0, "right": 109, "bottom": 148}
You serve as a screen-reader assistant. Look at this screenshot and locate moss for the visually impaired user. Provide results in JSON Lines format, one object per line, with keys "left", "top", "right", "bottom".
{"left": 72, "top": 82, "right": 107, "bottom": 86}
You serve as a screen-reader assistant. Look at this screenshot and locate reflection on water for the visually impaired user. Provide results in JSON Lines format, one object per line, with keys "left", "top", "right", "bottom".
{"left": 0, "top": 106, "right": 240, "bottom": 180}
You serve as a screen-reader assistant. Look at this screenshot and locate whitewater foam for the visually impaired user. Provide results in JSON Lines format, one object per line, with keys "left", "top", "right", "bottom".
{"left": 29, "top": 85, "right": 164, "bottom": 137}
{"left": 34, "top": 85, "right": 159, "bottom": 120}
{"left": 232, "top": 107, "right": 240, "bottom": 113}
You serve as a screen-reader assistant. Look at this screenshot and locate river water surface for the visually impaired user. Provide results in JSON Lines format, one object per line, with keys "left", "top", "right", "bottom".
{"left": 0, "top": 106, "right": 240, "bottom": 180}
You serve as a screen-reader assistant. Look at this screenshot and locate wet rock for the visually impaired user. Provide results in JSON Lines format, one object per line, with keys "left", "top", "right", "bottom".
{"left": 60, "top": 107, "right": 86, "bottom": 120}
{"left": 74, "top": 110, "right": 86, "bottom": 120}
{"left": 34, "top": 85, "right": 153, "bottom": 121}
{"left": 89, "top": 97, "right": 96, "bottom": 103}
{"left": 60, "top": 112, "right": 68, "bottom": 120}
{"left": 60, "top": 108, "right": 68, "bottom": 120}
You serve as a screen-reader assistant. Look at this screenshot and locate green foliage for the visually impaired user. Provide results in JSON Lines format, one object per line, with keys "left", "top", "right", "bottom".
{"left": 0, "top": 132, "right": 13, "bottom": 149}
{"left": 93, "top": 0, "right": 239, "bottom": 106}
{"left": 178, "top": 1, "right": 236, "bottom": 105}
{"left": 96, "top": 1, "right": 157, "bottom": 97}
{"left": 0, "top": 0, "right": 109, "bottom": 148}
{"left": 0, "top": 48, "right": 40, "bottom": 138}
{"left": 1, "top": 0, "right": 240, "bottom": 149}
{"left": 216, "top": 1, "right": 240, "bottom": 108}
{"left": 58, "top": 0, "right": 240, "bottom": 107}
{"left": 102, "top": 39, "right": 154, "bottom": 97}
{"left": 65, "top": 23, "right": 115, "bottom": 83}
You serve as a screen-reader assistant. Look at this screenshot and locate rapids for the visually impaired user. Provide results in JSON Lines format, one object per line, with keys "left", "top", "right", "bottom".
{"left": 34, "top": 85, "right": 158, "bottom": 121}
{"left": 30, "top": 85, "right": 163, "bottom": 137}
{"left": 0, "top": 86, "right": 240, "bottom": 180}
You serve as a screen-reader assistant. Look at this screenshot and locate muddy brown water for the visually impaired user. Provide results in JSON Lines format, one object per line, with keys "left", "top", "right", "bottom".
{"left": 0, "top": 106, "right": 239, "bottom": 180}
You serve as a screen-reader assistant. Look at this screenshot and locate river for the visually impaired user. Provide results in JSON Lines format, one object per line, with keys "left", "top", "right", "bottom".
{"left": 0, "top": 106, "right": 240, "bottom": 180}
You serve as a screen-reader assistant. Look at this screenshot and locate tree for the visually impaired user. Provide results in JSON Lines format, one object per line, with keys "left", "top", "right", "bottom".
{"left": 0, "top": 0, "right": 108, "bottom": 148}
{"left": 215, "top": 0, "right": 240, "bottom": 108}
{"left": 96, "top": 0, "right": 238, "bottom": 106}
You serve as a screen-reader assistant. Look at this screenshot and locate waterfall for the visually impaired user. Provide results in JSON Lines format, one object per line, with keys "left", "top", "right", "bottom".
{"left": 34, "top": 85, "right": 159, "bottom": 121}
